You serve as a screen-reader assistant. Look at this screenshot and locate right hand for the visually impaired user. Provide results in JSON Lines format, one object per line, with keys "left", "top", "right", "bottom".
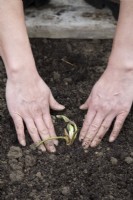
{"left": 6, "top": 73, "right": 65, "bottom": 152}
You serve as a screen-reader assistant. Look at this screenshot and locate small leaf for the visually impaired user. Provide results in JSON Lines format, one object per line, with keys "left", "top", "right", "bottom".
{"left": 56, "top": 115, "right": 78, "bottom": 145}
{"left": 67, "top": 124, "right": 74, "bottom": 140}
{"left": 64, "top": 129, "right": 70, "bottom": 145}
{"left": 64, "top": 128, "right": 69, "bottom": 137}
{"left": 56, "top": 115, "right": 70, "bottom": 123}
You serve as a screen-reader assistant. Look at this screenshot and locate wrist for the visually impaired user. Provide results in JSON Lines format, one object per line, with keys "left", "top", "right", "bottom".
{"left": 108, "top": 48, "right": 133, "bottom": 73}
{"left": 6, "top": 61, "right": 40, "bottom": 83}
{"left": 0, "top": 42, "right": 39, "bottom": 82}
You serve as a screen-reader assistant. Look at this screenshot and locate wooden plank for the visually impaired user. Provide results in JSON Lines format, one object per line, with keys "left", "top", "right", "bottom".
{"left": 25, "top": 0, "right": 116, "bottom": 39}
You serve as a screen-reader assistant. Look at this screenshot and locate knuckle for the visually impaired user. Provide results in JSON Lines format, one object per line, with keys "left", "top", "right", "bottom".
{"left": 96, "top": 135, "right": 103, "bottom": 141}
{"left": 46, "top": 121, "right": 53, "bottom": 130}
{"left": 17, "top": 131, "right": 23, "bottom": 138}
{"left": 80, "top": 131, "right": 87, "bottom": 139}
{"left": 32, "top": 105, "right": 41, "bottom": 115}
{"left": 39, "top": 128, "right": 48, "bottom": 134}
{"left": 42, "top": 105, "right": 49, "bottom": 115}
{"left": 92, "top": 139, "right": 100, "bottom": 146}
{"left": 114, "top": 124, "right": 121, "bottom": 132}
{"left": 90, "top": 123, "right": 99, "bottom": 132}
{"left": 83, "top": 120, "right": 89, "bottom": 128}
{"left": 81, "top": 130, "right": 86, "bottom": 135}
{"left": 111, "top": 108, "right": 117, "bottom": 114}
{"left": 120, "top": 111, "right": 129, "bottom": 118}
{"left": 116, "top": 107, "right": 130, "bottom": 116}
{"left": 42, "top": 110, "right": 48, "bottom": 116}
{"left": 92, "top": 103, "right": 99, "bottom": 110}
{"left": 15, "top": 123, "right": 23, "bottom": 131}
{"left": 80, "top": 134, "right": 85, "bottom": 139}
{"left": 90, "top": 97, "right": 98, "bottom": 108}
{"left": 123, "top": 105, "right": 130, "bottom": 112}
{"left": 47, "top": 141, "right": 54, "bottom": 146}
{"left": 29, "top": 127, "right": 37, "bottom": 135}
{"left": 102, "top": 104, "right": 110, "bottom": 113}
{"left": 116, "top": 120, "right": 123, "bottom": 127}
{"left": 84, "top": 136, "right": 92, "bottom": 143}
{"left": 111, "top": 131, "right": 118, "bottom": 137}
{"left": 101, "top": 124, "right": 109, "bottom": 131}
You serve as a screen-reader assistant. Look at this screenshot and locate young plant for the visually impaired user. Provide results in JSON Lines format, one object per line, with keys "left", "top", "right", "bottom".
{"left": 36, "top": 115, "right": 78, "bottom": 147}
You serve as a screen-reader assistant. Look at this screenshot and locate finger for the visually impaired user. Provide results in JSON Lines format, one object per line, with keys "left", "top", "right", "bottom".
{"left": 82, "top": 113, "right": 104, "bottom": 149}
{"left": 80, "top": 96, "right": 91, "bottom": 110}
{"left": 79, "top": 109, "right": 96, "bottom": 141}
{"left": 34, "top": 116, "right": 56, "bottom": 153}
{"left": 13, "top": 115, "right": 26, "bottom": 146}
{"left": 24, "top": 118, "right": 46, "bottom": 152}
{"left": 43, "top": 112, "right": 58, "bottom": 146}
{"left": 109, "top": 112, "right": 128, "bottom": 142}
{"left": 91, "top": 114, "right": 115, "bottom": 147}
{"left": 49, "top": 93, "right": 65, "bottom": 110}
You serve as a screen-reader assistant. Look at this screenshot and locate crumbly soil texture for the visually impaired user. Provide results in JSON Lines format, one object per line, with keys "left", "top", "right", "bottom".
{"left": 0, "top": 39, "right": 133, "bottom": 200}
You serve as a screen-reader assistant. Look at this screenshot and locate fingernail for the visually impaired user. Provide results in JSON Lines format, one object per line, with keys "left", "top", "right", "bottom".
{"left": 109, "top": 137, "right": 115, "bottom": 142}
{"left": 79, "top": 137, "right": 83, "bottom": 142}
{"left": 80, "top": 105, "right": 84, "bottom": 109}
{"left": 91, "top": 141, "right": 96, "bottom": 147}
{"left": 82, "top": 143, "right": 88, "bottom": 149}
{"left": 50, "top": 146, "right": 56, "bottom": 153}
{"left": 21, "top": 140, "right": 26, "bottom": 146}
{"left": 59, "top": 105, "right": 65, "bottom": 110}
{"left": 54, "top": 140, "right": 58, "bottom": 146}
{"left": 40, "top": 146, "right": 46, "bottom": 152}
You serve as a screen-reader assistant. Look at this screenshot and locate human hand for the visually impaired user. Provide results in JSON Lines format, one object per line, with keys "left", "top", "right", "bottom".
{"left": 79, "top": 67, "right": 133, "bottom": 149}
{"left": 6, "top": 73, "right": 65, "bottom": 152}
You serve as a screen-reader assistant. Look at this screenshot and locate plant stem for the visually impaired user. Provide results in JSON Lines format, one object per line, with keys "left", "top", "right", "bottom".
{"left": 36, "top": 136, "right": 67, "bottom": 147}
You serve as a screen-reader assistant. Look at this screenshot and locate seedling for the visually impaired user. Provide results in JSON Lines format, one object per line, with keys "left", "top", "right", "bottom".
{"left": 36, "top": 115, "right": 78, "bottom": 147}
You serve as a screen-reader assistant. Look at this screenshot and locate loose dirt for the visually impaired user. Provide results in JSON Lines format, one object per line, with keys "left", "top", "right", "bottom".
{"left": 0, "top": 39, "right": 133, "bottom": 200}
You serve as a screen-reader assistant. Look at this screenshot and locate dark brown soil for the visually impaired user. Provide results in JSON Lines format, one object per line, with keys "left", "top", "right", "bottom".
{"left": 0, "top": 39, "right": 133, "bottom": 200}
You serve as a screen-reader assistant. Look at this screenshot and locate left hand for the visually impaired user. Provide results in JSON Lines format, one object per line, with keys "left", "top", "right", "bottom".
{"left": 79, "top": 66, "right": 133, "bottom": 149}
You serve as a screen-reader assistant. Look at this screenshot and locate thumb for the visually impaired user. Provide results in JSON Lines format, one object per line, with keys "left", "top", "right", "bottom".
{"left": 80, "top": 100, "right": 89, "bottom": 110}
{"left": 50, "top": 93, "right": 65, "bottom": 110}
